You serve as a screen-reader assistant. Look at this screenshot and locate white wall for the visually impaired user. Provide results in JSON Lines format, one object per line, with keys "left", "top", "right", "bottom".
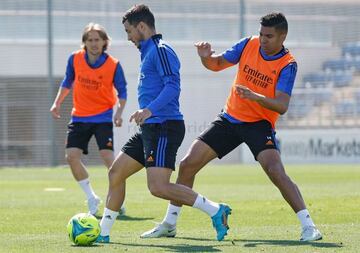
{"left": 241, "top": 128, "right": 360, "bottom": 164}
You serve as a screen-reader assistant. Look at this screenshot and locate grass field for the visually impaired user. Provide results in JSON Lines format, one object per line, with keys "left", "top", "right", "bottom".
{"left": 0, "top": 164, "right": 359, "bottom": 253}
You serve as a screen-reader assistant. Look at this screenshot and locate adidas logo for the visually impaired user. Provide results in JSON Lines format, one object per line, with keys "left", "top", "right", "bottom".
{"left": 147, "top": 155, "right": 154, "bottom": 162}
{"left": 266, "top": 140, "right": 273, "bottom": 145}
{"left": 105, "top": 215, "right": 112, "bottom": 220}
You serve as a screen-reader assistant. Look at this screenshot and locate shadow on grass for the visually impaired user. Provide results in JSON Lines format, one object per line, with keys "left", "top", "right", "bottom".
{"left": 71, "top": 244, "right": 102, "bottom": 248}
{"left": 237, "top": 239, "right": 343, "bottom": 248}
{"left": 99, "top": 237, "right": 343, "bottom": 252}
{"left": 111, "top": 242, "right": 222, "bottom": 252}
{"left": 175, "top": 236, "right": 217, "bottom": 242}
{"left": 104, "top": 236, "right": 235, "bottom": 252}
{"left": 94, "top": 214, "right": 154, "bottom": 221}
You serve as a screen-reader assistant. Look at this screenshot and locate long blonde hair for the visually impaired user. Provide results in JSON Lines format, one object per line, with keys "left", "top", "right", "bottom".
{"left": 81, "top": 23, "right": 111, "bottom": 51}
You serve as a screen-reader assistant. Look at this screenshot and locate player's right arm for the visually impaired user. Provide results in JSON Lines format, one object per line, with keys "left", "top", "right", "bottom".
{"left": 50, "top": 87, "right": 70, "bottom": 119}
{"left": 50, "top": 53, "right": 75, "bottom": 119}
{"left": 113, "top": 61, "right": 127, "bottom": 127}
{"left": 195, "top": 41, "right": 234, "bottom": 71}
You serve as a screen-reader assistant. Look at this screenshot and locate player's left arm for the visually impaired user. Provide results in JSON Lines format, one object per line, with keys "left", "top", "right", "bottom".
{"left": 130, "top": 46, "right": 181, "bottom": 125}
{"left": 149, "top": 46, "right": 181, "bottom": 112}
{"left": 236, "top": 86, "right": 290, "bottom": 114}
{"left": 132, "top": 77, "right": 180, "bottom": 125}
{"left": 236, "top": 62, "right": 297, "bottom": 115}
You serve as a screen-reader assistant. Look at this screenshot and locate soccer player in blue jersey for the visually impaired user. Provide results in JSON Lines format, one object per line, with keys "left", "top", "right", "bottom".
{"left": 50, "top": 23, "right": 127, "bottom": 216}
{"left": 96, "top": 4, "right": 231, "bottom": 243}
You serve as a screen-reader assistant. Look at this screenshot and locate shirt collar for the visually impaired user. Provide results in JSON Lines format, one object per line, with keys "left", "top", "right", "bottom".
{"left": 85, "top": 51, "right": 107, "bottom": 68}
{"left": 139, "top": 34, "right": 163, "bottom": 53}
{"left": 259, "top": 46, "right": 288, "bottom": 61}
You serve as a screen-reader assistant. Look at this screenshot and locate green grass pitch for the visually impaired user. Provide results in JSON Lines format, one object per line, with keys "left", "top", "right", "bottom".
{"left": 0, "top": 164, "right": 359, "bottom": 253}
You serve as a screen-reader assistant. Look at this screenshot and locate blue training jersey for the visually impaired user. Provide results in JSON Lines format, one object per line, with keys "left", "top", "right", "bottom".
{"left": 138, "top": 34, "right": 183, "bottom": 123}
{"left": 60, "top": 52, "right": 127, "bottom": 123}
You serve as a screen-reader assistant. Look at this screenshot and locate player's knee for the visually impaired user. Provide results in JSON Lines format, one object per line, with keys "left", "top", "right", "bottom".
{"left": 108, "top": 167, "right": 117, "bottom": 182}
{"left": 179, "top": 157, "right": 198, "bottom": 178}
{"left": 100, "top": 152, "right": 113, "bottom": 169}
{"left": 65, "top": 152, "right": 80, "bottom": 165}
{"left": 108, "top": 166, "right": 125, "bottom": 186}
{"left": 266, "top": 165, "right": 288, "bottom": 184}
{"left": 147, "top": 183, "right": 167, "bottom": 199}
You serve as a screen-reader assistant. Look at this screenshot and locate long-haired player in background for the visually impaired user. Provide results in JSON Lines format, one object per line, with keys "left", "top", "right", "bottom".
{"left": 50, "top": 23, "right": 127, "bottom": 216}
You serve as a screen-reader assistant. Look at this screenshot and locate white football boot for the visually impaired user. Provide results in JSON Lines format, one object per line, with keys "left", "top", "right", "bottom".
{"left": 140, "top": 222, "right": 176, "bottom": 238}
{"left": 87, "top": 196, "right": 101, "bottom": 216}
{"left": 300, "top": 226, "right": 323, "bottom": 241}
{"left": 117, "top": 205, "right": 126, "bottom": 218}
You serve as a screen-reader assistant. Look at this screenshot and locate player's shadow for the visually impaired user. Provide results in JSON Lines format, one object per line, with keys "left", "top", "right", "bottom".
{"left": 112, "top": 242, "right": 222, "bottom": 252}
{"left": 94, "top": 214, "right": 154, "bottom": 221}
{"left": 175, "top": 236, "right": 216, "bottom": 242}
{"left": 70, "top": 244, "right": 102, "bottom": 248}
{"left": 237, "top": 239, "right": 343, "bottom": 248}
{"left": 118, "top": 214, "right": 155, "bottom": 221}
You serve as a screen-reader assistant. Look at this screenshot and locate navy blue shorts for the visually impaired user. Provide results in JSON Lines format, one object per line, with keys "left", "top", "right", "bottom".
{"left": 66, "top": 122, "right": 113, "bottom": 155}
{"left": 122, "top": 120, "right": 185, "bottom": 170}
{"left": 198, "top": 115, "right": 279, "bottom": 160}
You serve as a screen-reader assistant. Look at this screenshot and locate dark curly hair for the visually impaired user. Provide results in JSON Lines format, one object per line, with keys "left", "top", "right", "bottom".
{"left": 260, "top": 12, "right": 288, "bottom": 34}
{"left": 122, "top": 4, "right": 155, "bottom": 29}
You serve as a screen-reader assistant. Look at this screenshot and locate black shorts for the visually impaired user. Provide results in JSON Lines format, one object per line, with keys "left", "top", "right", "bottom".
{"left": 122, "top": 120, "right": 185, "bottom": 170}
{"left": 198, "top": 115, "right": 279, "bottom": 160}
{"left": 66, "top": 122, "right": 114, "bottom": 155}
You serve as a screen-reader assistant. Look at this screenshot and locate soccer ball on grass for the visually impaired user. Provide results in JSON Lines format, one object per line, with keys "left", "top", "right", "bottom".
{"left": 67, "top": 213, "right": 100, "bottom": 246}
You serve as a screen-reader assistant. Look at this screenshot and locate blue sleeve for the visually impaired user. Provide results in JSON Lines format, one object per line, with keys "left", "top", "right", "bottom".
{"left": 146, "top": 47, "right": 181, "bottom": 114}
{"left": 222, "top": 37, "right": 250, "bottom": 64}
{"left": 147, "top": 76, "right": 180, "bottom": 114}
{"left": 153, "top": 44, "right": 180, "bottom": 77}
{"left": 113, "top": 62, "right": 127, "bottom": 100}
{"left": 60, "top": 54, "right": 75, "bottom": 89}
{"left": 276, "top": 62, "right": 297, "bottom": 96}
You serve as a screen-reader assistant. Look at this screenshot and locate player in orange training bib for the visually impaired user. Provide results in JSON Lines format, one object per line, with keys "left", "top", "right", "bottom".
{"left": 148, "top": 12, "right": 322, "bottom": 242}
{"left": 50, "top": 23, "right": 127, "bottom": 217}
